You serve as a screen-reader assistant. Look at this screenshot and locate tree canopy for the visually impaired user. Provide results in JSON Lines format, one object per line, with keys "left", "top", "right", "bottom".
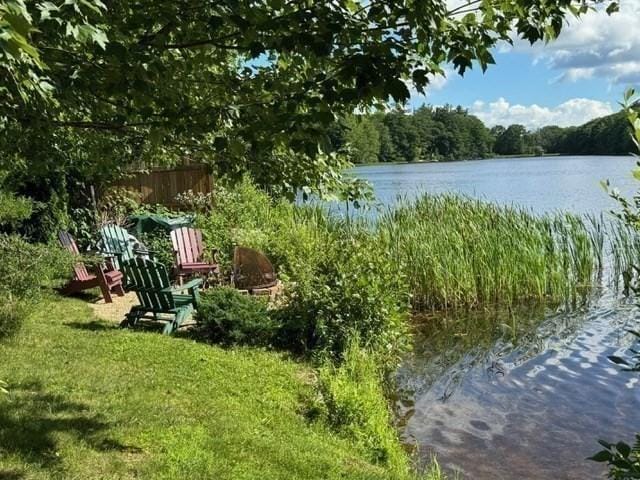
{"left": 0, "top": 0, "right": 617, "bottom": 238}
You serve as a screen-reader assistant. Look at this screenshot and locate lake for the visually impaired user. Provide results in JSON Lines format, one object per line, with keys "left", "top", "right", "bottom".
{"left": 352, "top": 156, "right": 640, "bottom": 480}
{"left": 353, "top": 155, "right": 638, "bottom": 215}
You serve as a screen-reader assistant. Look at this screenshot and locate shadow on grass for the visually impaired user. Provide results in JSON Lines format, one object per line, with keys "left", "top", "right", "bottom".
{"left": 0, "top": 470, "right": 24, "bottom": 479}
{"left": 56, "top": 289, "right": 103, "bottom": 304}
{"left": 172, "top": 325, "right": 306, "bottom": 363}
{"left": 0, "top": 380, "right": 140, "bottom": 469}
{"left": 64, "top": 320, "right": 118, "bottom": 332}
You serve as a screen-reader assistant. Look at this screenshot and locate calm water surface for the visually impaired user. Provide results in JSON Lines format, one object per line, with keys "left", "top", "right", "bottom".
{"left": 352, "top": 156, "right": 640, "bottom": 479}
{"left": 353, "top": 155, "right": 638, "bottom": 214}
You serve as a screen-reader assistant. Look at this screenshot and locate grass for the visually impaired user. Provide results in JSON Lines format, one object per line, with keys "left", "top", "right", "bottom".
{"left": 376, "top": 194, "right": 603, "bottom": 310}
{"left": 195, "top": 180, "right": 640, "bottom": 315}
{"left": 0, "top": 296, "right": 417, "bottom": 480}
{"left": 318, "top": 337, "right": 410, "bottom": 476}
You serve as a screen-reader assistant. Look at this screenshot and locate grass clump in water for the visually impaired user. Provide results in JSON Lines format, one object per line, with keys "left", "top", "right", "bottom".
{"left": 377, "top": 194, "right": 602, "bottom": 311}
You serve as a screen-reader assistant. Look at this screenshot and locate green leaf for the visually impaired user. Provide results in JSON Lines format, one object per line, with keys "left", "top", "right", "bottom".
{"left": 606, "top": 2, "right": 619, "bottom": 15}
{"left": 608, "top": 355, "right": 630, "bottom": 366}
{"left": 588, "top": 450, "right": 612, "bottom": 462}
{"left": 616, "top": 442, "right": 631, "bottom": 457}
{"left": 385, "top": 79, "right": 410, "bottom": 103}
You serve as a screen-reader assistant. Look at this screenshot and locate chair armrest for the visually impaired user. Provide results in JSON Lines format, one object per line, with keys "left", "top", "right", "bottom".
{"left": 163, "top": 278, "right": 203, "bottom": 293}
{"left": 164, "top": 278, "right": 203, "bottom": 307}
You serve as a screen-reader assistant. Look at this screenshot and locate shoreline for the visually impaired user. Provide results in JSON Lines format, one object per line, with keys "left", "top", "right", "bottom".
{"left": 351, "top": 153, "right": 634, "bottom": 168}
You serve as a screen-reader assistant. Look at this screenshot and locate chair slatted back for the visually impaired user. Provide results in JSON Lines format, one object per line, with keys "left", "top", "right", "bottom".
{"left": 58, "top": 231, "right": 91, "bottom": 281}
{"left": 100, "top": 224, "right": 135, "bottom": 268}
{"left": 122, "top": 257, "right": 175, "bottom": 312}
{"left": 170, "top": 227, "right": 204, "bottom": 266}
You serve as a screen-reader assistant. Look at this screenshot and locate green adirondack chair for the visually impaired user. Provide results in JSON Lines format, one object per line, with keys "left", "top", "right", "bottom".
{"left": 121, "top": 257, "right": 202, "bottom": 335}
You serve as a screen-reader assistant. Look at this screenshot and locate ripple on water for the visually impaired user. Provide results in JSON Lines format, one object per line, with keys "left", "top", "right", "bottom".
{"left": 398, "top": 298, "right": 640, "bottom": 479}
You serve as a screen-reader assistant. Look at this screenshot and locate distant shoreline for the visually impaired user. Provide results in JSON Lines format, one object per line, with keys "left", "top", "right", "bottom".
{"left": 352, "top": 153, "right": 634, "bottom": 167}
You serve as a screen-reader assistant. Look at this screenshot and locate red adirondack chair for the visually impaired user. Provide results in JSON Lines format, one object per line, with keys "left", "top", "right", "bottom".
{"left": 170, "top": 227, "right": 220, "bottom": 283}
{"left": 58, "top": 231, "right": 125, "bottom": 303}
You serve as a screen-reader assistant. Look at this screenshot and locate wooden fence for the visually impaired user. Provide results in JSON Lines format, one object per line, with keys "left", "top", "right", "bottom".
{"left": 114, "top": 164, "right": 213, "bottom": 207}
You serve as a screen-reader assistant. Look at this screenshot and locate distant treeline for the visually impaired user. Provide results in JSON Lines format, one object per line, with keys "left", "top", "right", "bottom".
{"left": 329, "top": 106, "right": 635, "bottom": 163}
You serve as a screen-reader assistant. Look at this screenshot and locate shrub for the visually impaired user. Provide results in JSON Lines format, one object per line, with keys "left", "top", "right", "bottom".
{"left": 0, "top": 234, "right": 73, "bottom": 339}
{"left": 318, "top": 337, "right": 409, "bottom": 476}
{"left": 277, "top": 229, "right": 410, "bottom": 365}
{"left": 97, "top": 187, "right": 141, "bottom": 226}
{"left": 195, "top": 287, "right": 277, "bottom": 347}
{"left": 138, "top": 229, "right": 175, "bottom": 271}
{"left": 0, "top": 191, "right": 33, "bottom": 229}
{"left": 129, "top": 203, "right": 192, "bottom": 271}
{"left": 195, "top": 179, "right": 277, "bottom": 269}
{"left": 195, "top": 180, "right": 410, "bottom": 363}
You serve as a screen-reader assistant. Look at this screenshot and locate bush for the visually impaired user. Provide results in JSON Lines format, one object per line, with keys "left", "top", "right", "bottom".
{"left": 195, "top": 179, "right": 277, "bottom": 270}
{"left": 0, "top": 191, "right": 33, "bottom": 229}
{"left": 195, "top": 180, "right": 410, "bottom": 363}
{"left": 195, "top": 287, "right": 277, "bottom": 346}
{"left": 278, "top": 230, "right": 410, "bottom": 366}
{"left": 0, "top": 235, "right": 73, "bottom": 339}
{"left": 318, "top": 337, "right": 409, "bottom": 476}
{"left": 131, "top": 203, "right": 188, "bottom": 272}
{"left": 138, "top": 229, "right": 175, "bottom": 271}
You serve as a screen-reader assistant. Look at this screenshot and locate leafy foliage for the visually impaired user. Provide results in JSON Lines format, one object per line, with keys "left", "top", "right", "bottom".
{"left": 193, "top": 180, "right": 409, "bottom": 362}
{"left": 195, "top": 287, "right": 277, "bottom": 347}
{"left": 590, "top": 87, "right": 640, "bottom": 480}
{"left": 1, "top": 0, "right": 613, "bottom": 205}
{"left": 606, "top": 90, "right": 640, "bottom": 229}
{"left": 591, "top": 330, "right": 640, "bottom": 479}
{"left": 0, "top": 235, "right": 71, "bottom": 300}
{"left": 589, "top": 437, "right": 640, "bottom": 479}
{"left": 0, "top": 190, "right": 32, "bottom": 229}
{"left": 277, "top": 231, "right": 410, "bottom": 365}
{"left": 0, "top": 0, "right": 107, "bottom": 104}
{"left": 333, "top": 106, "right": 493, "bottom": 163}
{"left": 492, "top": 124, "right": 528, "bottom": 155}
{"left": 331, "top": 104, "right": 634, "bottom": 164}
{"left": 0, "top": 234, "right": 72, "bottom": 338}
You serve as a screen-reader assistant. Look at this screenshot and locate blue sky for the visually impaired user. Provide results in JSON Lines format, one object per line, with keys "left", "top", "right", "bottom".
{"left": 409, "top": 0, "right": 640, "bottom": 129}
{"left": 422, "top": 52, "right": 621, "bottom": 107}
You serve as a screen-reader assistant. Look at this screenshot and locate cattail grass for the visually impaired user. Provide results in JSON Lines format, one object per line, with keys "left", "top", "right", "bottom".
{"left": 375, "top": 194, "right": 603, "bottom": 311}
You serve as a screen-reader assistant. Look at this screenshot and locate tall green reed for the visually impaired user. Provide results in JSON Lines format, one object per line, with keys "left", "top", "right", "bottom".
{"left": 376, "top": 194, "right": 603, "bottom": 311}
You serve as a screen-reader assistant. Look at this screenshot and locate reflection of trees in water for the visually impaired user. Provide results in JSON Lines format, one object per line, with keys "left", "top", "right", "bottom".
{"left": 397, "top": 300, "right": 640, "bottom": 479}
{"left": 396, "top": 292, "right": 632, "bottom": 403}
{"left": 590, "top": 330, "right": 640, "bottom": 478}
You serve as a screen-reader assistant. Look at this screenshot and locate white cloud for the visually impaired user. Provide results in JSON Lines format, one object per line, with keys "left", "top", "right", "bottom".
{"left": 514, "top": 0, "right": 640, "bottom": 85}
{"left": 469, "top": 97, "right": 614, "bottom": 129}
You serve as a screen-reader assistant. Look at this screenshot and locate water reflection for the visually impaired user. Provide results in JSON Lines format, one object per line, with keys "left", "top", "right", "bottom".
{"left": 398, "top": 293, "right": 640, "bottom": 479}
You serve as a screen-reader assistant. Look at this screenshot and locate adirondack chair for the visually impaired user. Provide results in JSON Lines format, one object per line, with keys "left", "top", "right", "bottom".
{"left": 58, "top": 231, "right": 125, "bottom": 303}
{"left": 98, "top": 223, "right": 145, "bottom": 270}
{"left": 231, "top": 246, "right": 279, "bottom": 297}
{"left": 170, "top": 227, "right": 220, "bottom": 283}
{"left": 120, "top": 257, "right": 202, "bottom": 334}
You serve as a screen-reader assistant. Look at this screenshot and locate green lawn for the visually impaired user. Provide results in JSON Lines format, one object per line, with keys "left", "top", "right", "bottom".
{"left": 0, "top": 296, "right": 397, "bottom": 479}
